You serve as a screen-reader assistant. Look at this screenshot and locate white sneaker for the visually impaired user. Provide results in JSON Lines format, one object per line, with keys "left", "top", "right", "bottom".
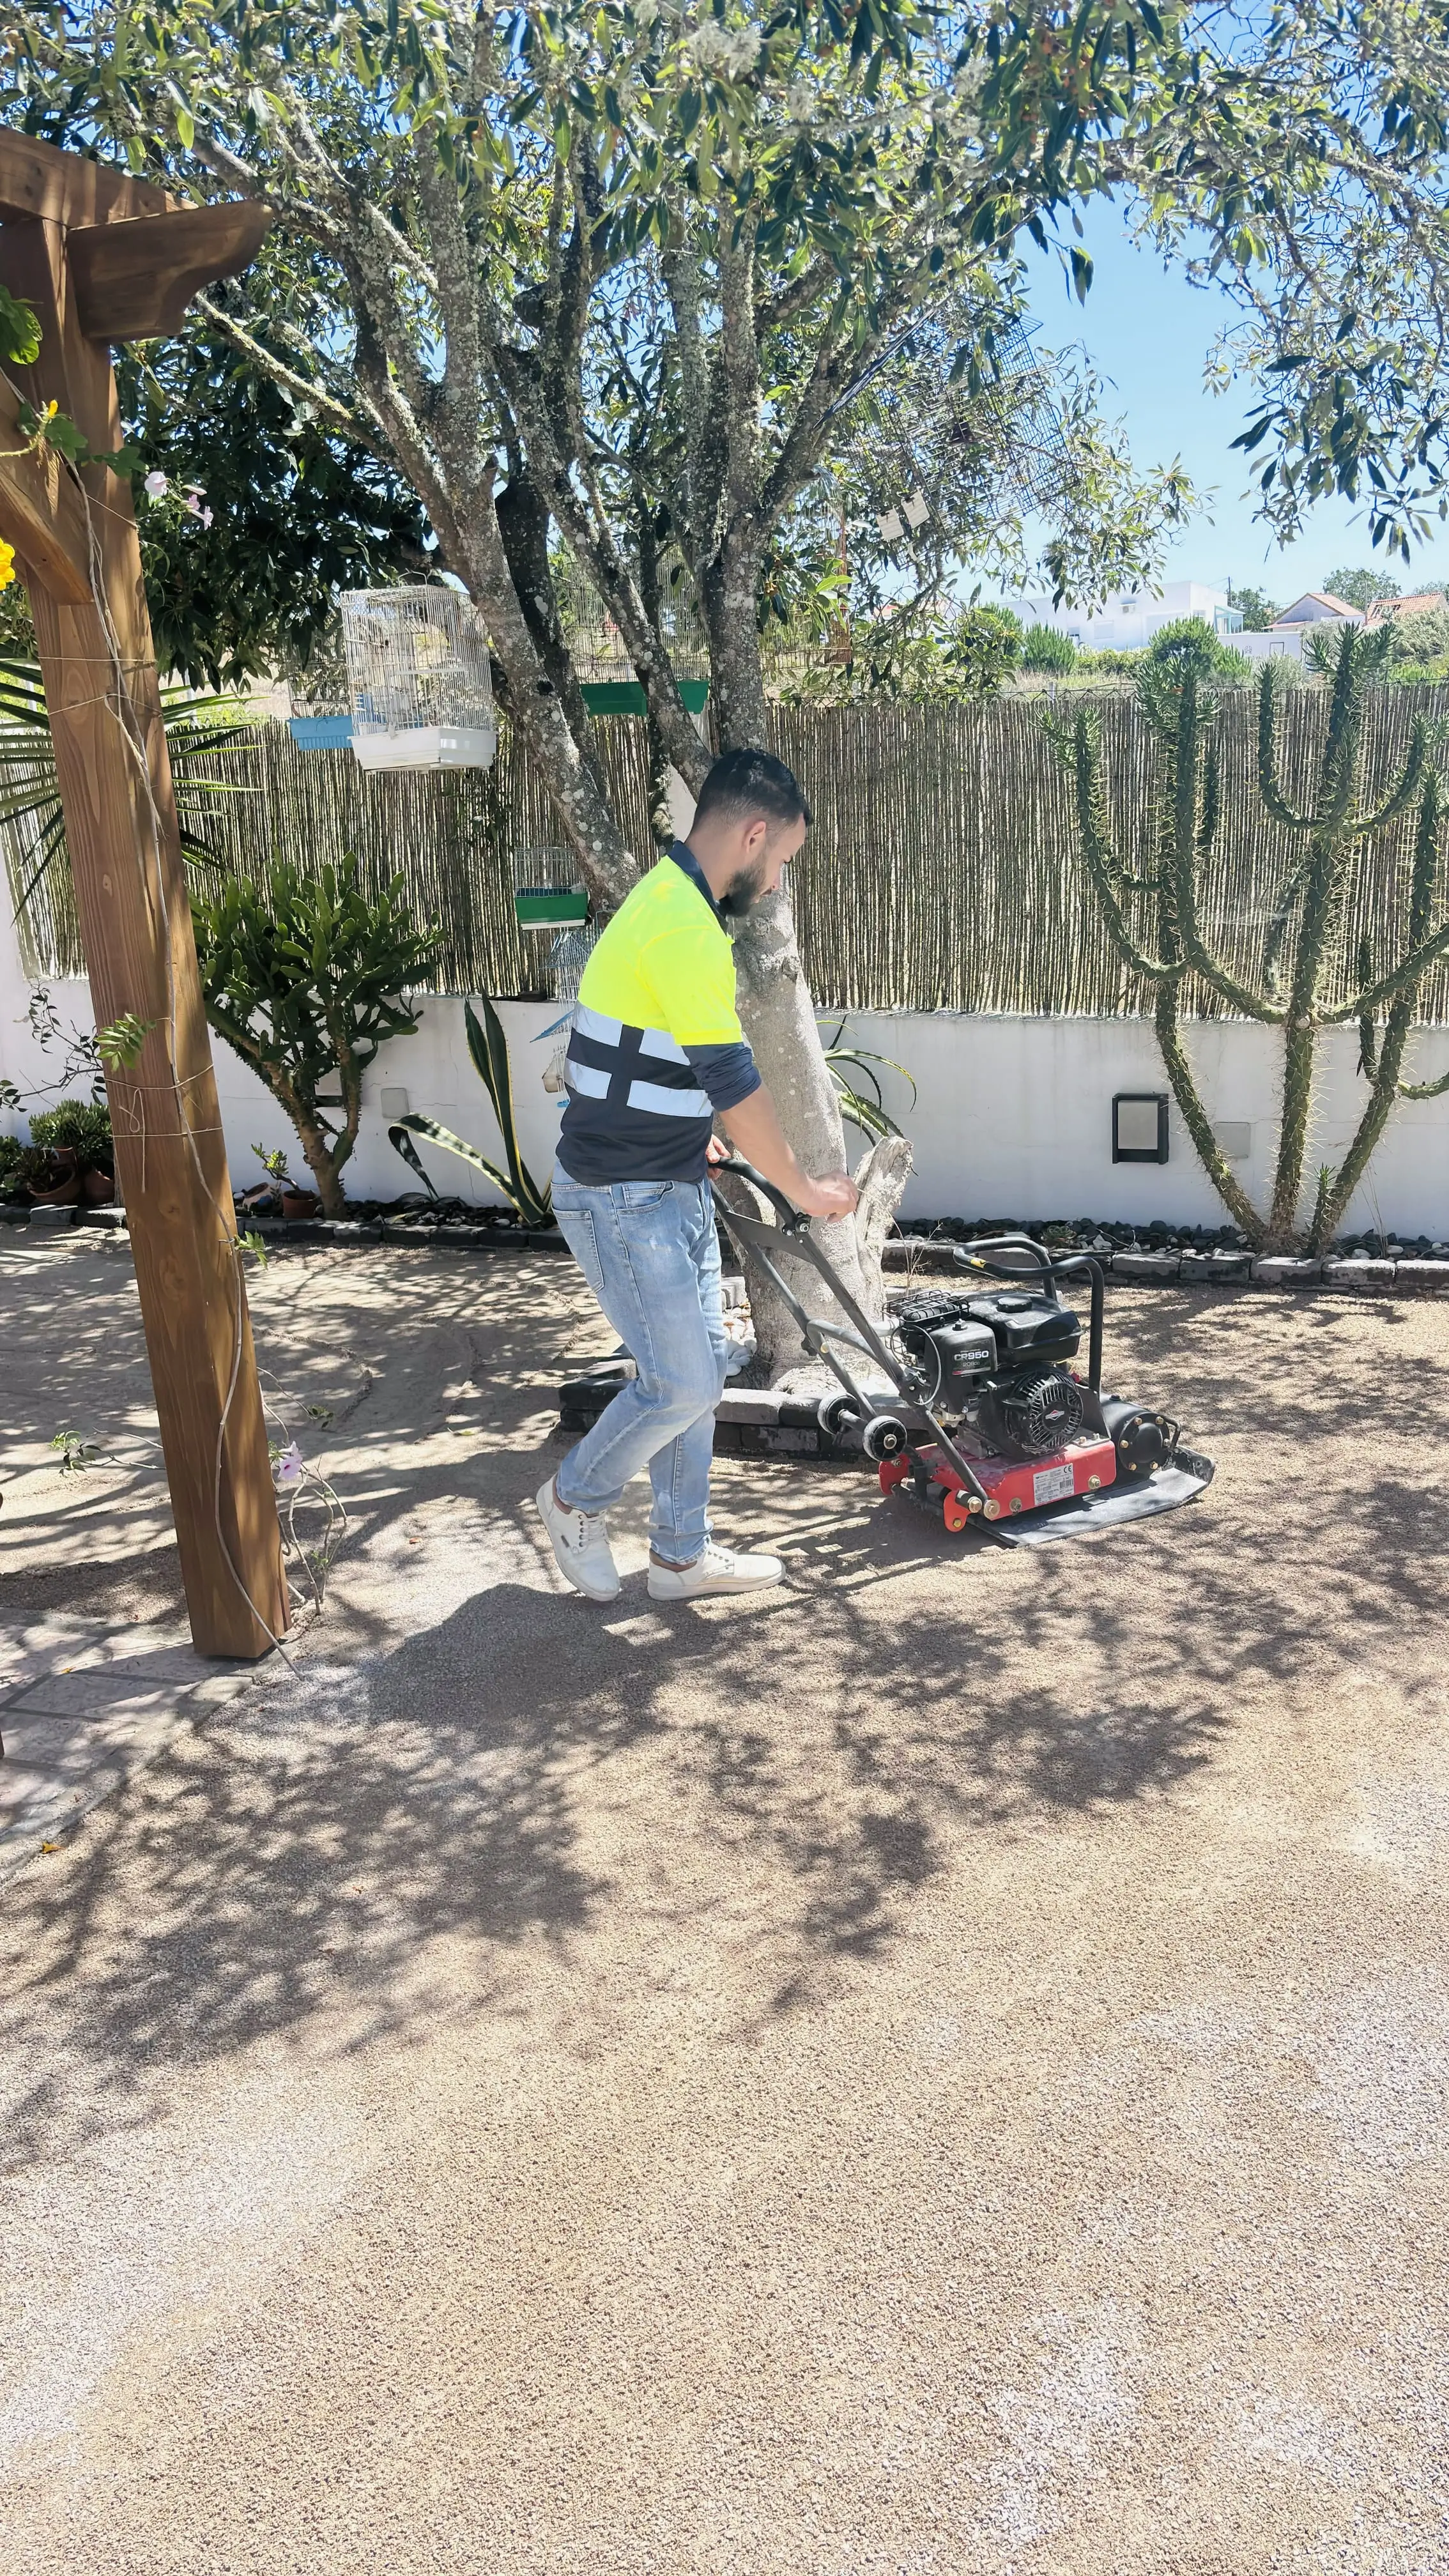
{"left": 535, "top": 1478, "right": 620, "bottom": 1602}
{"left": 647, "top": 1540, "right": 784, "bottom": 1600}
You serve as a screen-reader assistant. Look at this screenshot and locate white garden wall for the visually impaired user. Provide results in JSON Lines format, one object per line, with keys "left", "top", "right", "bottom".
{"left": 4, "top": 887, "right": 1448, "bottom": 1234}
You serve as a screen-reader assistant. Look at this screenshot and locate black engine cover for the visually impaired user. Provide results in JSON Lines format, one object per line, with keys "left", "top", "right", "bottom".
{"left": 960, "top": 1288, "right": 1081, "bottom": 1369}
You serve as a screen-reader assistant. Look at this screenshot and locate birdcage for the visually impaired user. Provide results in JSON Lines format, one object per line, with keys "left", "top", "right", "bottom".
{"left": 553, "top": 554, "right": 709, "bottom": 710}
{"left": 548, "top": 921, "right": 599, "bottom": 1000}
{"left": 839, "top": 307, "right": 1069, "bottom": 549}
{"left": 512, "top": 843, "right": 589, "bottom": 930}
{"left": 341, "top": 585, "right": 497, "bottom": 771}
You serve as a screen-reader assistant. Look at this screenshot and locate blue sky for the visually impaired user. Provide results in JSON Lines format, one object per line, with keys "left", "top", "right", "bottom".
{"left": 1013, "top": 199, "right": 1449, "bottom": 611}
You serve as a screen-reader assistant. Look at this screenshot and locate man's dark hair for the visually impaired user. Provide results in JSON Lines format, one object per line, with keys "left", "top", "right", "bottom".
{"left": 692, "top": 746, "right": 812, "bottom": 832}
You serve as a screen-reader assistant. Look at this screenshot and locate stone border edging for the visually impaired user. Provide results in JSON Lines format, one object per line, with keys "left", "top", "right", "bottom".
{"left": 0, "top": 1204, "right": 570, "bottom": 1253}
{"left": 6, "top": 1204, "right": 1446, "bottom": 1292}
{"left": 883, "top": 1239, "right": 1449, "bottom": 1293}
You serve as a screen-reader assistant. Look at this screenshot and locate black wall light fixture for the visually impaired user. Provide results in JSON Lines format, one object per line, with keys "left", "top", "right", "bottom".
{"left": 1112, "top": 1093, "right": 1169, "bottom": 1163}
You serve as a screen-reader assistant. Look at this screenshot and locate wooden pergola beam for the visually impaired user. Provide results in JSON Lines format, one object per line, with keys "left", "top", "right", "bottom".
{"left": 0, "top": 130, "right": 178, "bottom": 227}
{"left": 0, "top": 130, "right": 288, "bottom": 1659}
{"left": 67, "top": 201, "right": 273, "bottom": 343}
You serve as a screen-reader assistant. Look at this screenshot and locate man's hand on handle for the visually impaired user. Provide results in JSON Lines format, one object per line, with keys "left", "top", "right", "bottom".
{"left": 793, "top": 1170, "right": 859, "bottom": 1219}
{"left": 713, "top": 1086, "right": 859, "bottom": 1218}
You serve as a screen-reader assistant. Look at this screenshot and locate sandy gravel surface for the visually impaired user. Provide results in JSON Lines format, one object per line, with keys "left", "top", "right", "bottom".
{"left": 3, "top": 1238, "right": 1449, "bottom": 2574}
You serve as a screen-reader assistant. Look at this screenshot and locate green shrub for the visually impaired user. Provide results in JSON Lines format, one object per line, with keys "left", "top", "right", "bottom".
{"left": 1386, "top": 608, "right": 1449, "bottom": 668}
{"left": 1388, "top": 657, "right": 1449, "bottom": 687}
{"left": 1076, "top": 646, "right": 1145, "bottom": 674}
{"left": 1020, "top": 622, "right": 1077, "bottom": 674}
{"left": 1146, "top": 615, "right": 1252, "bottom": 682}
{"left": 28, "top": 1098, "right": 114, "bottom": 1165}
{"left": 193, "top": 859, "right": 443, "bottom": 1218}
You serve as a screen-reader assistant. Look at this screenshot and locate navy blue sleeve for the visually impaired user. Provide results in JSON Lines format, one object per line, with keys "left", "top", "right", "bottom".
{"left": 684, "top": 1039, "right": 762, "bottom": 1112}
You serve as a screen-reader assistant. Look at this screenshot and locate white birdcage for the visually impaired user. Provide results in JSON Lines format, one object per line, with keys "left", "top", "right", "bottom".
{"left": 341, "top": 585, "right": 497, "bottom": 772}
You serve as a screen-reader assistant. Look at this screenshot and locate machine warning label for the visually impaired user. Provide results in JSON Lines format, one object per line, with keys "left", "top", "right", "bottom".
{"left": 1032, "top": 1463, "right": 1077, "bottom": 1506}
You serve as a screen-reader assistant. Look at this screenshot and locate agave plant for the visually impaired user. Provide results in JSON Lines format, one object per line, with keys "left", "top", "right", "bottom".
{"left": 818, "top": 1018, "right": 916, "bottom": 1142}
{"left": 390, "top": 994, "right": 554, "bottom": 1228}
{"left": 0, "top": 654, "right": 259, "bottom": 923}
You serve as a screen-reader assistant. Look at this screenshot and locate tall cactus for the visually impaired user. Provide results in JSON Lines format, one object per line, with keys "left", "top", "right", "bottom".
{"left": 1055, "top": 627, "right": 1449, "bottom": 1251}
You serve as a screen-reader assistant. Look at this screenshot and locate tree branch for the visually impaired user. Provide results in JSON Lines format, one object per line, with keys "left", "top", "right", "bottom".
{"left": 190, "top": 295, "right": 383, "bottom": 446}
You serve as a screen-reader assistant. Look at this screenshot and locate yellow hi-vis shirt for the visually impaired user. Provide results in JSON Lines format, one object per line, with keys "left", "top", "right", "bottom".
{"left": 557, "top": 841, "right": 761, "bottom": 1183}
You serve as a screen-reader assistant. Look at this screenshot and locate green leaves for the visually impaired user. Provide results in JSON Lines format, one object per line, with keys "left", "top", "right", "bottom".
{"left": 0, "top": 282, "right": 40, "bottom": 369}
{"left": 193, "top": 857, "right": 444, "bottom": 1215}
{"left": 383, "top": 999, "right": 555, "bottom": 1225}
{"left": 0, "top": 658, "right": 258, "bottom": 926}
{"left": 388, "top": 1112, "right": 553, "bottom": 1226}
{"left": 463, "top": 995, "right": 555, "bottom": 1225}
{"left": 818, "top": 1020, "right": 914, "bottom": 1138}
{"left": 95, "top": 1013, "right": 156, "bottom": 1071}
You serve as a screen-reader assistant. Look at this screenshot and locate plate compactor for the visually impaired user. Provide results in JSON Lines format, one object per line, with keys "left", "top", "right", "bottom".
{"left": 558, "top": 1160, "right": 1213, "bottom": 1548}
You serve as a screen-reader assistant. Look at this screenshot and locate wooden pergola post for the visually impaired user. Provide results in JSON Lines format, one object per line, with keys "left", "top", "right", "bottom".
{"left": 0, "top": 132, "right": 288, "bottom": 1658}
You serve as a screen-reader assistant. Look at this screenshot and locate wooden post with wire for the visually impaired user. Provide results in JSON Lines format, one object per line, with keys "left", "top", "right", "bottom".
{"left": 0, "top": 131, "right": 287, "bottom": 1658}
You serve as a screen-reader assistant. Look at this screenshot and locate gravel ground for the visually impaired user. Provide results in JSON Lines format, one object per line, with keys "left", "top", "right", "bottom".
{"left": 3, "top": 1236, "right": 1448, "bottom": 2575}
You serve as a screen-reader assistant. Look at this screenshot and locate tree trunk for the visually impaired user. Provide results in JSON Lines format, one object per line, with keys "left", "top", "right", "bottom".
{"left": 730, "top": 891, "right": 910, "bottom": 1381}
{"left": 495, "top": 474, "right": 597, "bottom": 759}
{"left": 296, "top": 1119, "right": 348, "bottom": 1218}
{"left": 702, "top": 530, "right": 909, "bottom": 1374}
{"left": 441, "top": 508, "right": 641, "bottom": 915}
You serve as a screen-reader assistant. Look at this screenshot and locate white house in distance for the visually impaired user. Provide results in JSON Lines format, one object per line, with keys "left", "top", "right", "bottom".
{"left": 1246, "top": 586, "right": 1446, "bottom": 665}
{"left": 1011, "top": 579, "right": 1244, "bottom": 653}
{"left": 1271, "top": 589, "right": 1361, "bottom": 630}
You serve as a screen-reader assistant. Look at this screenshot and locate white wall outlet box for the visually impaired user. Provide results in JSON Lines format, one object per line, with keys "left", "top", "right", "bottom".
{"left": 1215, "top": 1121, "right": 1252, "bottom": 1161}
{"left": 379, "top": 1087, "right": 410, "bottom": 1118}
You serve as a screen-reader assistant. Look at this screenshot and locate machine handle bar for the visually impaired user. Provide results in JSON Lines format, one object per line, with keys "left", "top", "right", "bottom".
{"left": 710, "top": 1155, "right": 813, "bottom": 1232}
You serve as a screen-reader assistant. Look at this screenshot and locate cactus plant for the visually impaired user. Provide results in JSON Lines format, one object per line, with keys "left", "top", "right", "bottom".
{"left": 1056, "top": 625, "right": 1449, "bottom": 1251}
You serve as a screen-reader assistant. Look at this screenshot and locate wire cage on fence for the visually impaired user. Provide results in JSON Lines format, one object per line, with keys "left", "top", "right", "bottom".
{"left": 512, "top": 843, "right": 589, "bottom": 930}
{"left": 547, "top": 919, "right": 599, "bottom": 1001}
{"left": 341, "top": 585, "right": 498, "bottom": 772}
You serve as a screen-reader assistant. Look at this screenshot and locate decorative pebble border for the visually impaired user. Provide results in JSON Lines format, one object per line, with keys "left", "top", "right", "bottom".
{"left": 883, "top": 1237, "right": 1449, "bottom": 1292}
{"left": 5, "top": 1202, "right": 1448, "bottom": 1291}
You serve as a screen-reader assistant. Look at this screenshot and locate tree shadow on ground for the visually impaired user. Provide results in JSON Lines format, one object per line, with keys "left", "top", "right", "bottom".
{"left": 0, "top": 1541, "right": 1232, "bottom": 2177}
{"left": 3, "top": 1271, "right": 1448, "bottom": 2178}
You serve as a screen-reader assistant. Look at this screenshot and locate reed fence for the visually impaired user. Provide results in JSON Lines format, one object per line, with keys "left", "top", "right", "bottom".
{"left": 10, "top": 684, "right": 1449, "bottom": 1022}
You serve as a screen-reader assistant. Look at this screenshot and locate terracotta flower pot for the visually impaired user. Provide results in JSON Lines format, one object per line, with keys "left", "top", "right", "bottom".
{"left": 280, "top": 1190, "right": 321, "bottom": 1220}
{"left": 80, "top": 1167, "right": 116, "bottom": 1205}
{"left": 28, "top": 1174, "right": 80, "bottom": 1206}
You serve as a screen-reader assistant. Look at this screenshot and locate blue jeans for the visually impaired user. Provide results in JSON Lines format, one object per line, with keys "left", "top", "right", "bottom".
{"left": 551, "top": 1169, "right": 728, "bottom": 1565}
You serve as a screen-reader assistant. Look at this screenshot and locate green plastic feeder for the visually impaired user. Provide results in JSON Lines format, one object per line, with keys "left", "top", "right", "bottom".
{"left": 514, "top": 887, "right": 590, "bottom": 927}
{"left": 580, "top": 677, "right": 710, "bottom": 716}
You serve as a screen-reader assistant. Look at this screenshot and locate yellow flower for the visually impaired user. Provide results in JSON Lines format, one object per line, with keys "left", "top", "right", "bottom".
{"left": 0, "top": 539, "right": 15, "bottom": 592}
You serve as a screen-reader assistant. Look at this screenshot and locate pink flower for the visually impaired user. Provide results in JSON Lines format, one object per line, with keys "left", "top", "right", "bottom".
{"left": 142, "top": 470, "right": 168, "bottom": 499}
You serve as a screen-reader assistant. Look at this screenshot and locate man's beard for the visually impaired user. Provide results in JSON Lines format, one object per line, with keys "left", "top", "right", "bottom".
{"left": 717, "top": 858, "right": 772, "bottom": 920}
